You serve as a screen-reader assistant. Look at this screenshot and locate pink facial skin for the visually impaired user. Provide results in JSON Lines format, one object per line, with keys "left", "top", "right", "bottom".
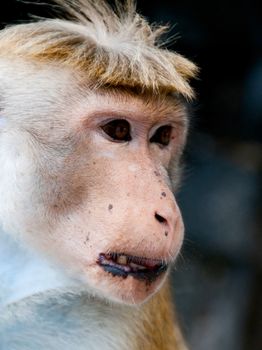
{"left": 2, "top": 88, "right": 187, "bottom": 305}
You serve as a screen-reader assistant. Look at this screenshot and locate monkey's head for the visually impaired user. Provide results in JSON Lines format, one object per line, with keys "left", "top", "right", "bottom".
{"left": 0, "top": 0, "right": 197, "bottom": 305}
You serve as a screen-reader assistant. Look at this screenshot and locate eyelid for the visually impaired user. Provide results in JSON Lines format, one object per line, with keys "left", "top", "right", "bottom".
{"left": 98, "top": 117, "right": 129, "bottom": 127}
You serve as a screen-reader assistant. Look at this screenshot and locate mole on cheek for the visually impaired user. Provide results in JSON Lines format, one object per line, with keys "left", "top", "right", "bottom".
{"left": 84, "top": 232, "right": 90, "bottom": 244}
{"left": 160, "top": 192, "right": 166, "bottom": 200}
{"left": 165, "top": 231, "right": 168, "bottom": 237}
{"left": 108, "top": 204, "right": 113, "bottom": 211}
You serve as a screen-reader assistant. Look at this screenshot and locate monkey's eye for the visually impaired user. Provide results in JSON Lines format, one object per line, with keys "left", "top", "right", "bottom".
{"left": 101, "top": 119, "right": 131, "bottom": 142}
{"left": 150, "top": 125, "right": 172, "bottom": 146}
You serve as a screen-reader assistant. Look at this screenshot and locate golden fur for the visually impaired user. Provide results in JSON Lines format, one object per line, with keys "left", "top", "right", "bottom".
{"left": 0, "top": 0, "right": 197, "bottom": 98}
{"left": 140, "top": 279, "right": 188, "bottom": 350}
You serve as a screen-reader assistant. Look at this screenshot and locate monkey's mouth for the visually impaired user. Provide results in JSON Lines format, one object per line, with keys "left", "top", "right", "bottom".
{"left": 97, "top": 253, "right": 168, "bottom": 283}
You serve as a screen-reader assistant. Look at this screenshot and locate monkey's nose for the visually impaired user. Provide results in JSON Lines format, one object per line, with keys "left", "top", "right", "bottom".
{"left": 154, "top": 212, "right": 168, "bottom": 225}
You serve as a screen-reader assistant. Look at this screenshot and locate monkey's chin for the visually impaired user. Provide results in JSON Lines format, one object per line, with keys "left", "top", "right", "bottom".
{"left": 91, "top": 267, "right": 169, "bottom": 305}
{"left": 86, "top": 253, "right": 170, "bottom": 305}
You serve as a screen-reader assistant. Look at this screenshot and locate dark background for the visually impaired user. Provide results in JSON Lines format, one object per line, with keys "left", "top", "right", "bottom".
{"left": 1, "top": 1, "right": 261, "bottom": 349}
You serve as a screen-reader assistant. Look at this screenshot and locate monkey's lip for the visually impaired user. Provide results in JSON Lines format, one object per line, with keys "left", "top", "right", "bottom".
{"left": 97, "top": 253, "right": 168, "bottom": 282}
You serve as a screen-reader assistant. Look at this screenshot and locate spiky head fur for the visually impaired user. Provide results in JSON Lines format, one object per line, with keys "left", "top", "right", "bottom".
{"left": 0, "top": 0, "right": 197, "bottom": 98}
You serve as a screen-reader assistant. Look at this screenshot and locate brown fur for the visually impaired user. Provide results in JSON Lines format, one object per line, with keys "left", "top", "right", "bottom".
{"left": 0, "top": 0, "right": 198, "bottom": 98}
{"left": 139, "top": 278, "right": 187, "bottom": 350}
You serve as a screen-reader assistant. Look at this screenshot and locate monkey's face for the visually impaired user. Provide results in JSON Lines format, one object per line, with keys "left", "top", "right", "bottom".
{"left": 0, "top": 74, "right": 188, "bottom": 305}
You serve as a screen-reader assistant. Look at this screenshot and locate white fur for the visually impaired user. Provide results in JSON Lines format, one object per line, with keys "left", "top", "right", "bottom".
{"left": 0, "top": 228, "right": 140, "bottom": 350}
{"left": 0, "top": 59, "right": 140, "bottom": 349}
{"left": 0, "top": 117, "right": 7, "bottom": 128}
{"left": 0, "top": 58, "right": 75, "bottom": 236}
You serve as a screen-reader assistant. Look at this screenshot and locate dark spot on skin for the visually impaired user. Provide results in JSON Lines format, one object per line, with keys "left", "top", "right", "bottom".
{"left": 165, "top": 231, "right": 168, "bottom": 237}
{"left": 154, "top": 171, "right": 160, "bottom": 177}
{"left": 93, "top": 161, "right": 96, "bottom": 165}
{"left": 127, "top": 193, "right": 130, "bottom": 197}
{"left": 84, "top": 232, "right": 90, "bottom": 244}
{"left": 88, "top": 210, "right": 91, "bottom": 214}
{"left": 161, "top": 192, "right": 166, "bottom": 197}
{"left": 108, "top": 204, "right": 113, "bottom": 211}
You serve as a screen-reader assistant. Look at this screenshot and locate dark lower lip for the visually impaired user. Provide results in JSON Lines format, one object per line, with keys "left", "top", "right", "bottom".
{"left": 101, "top": 264, "right": 168, "bottom": 283}
{"left": 97, "top": 253, "right": 168, "bottom": 283}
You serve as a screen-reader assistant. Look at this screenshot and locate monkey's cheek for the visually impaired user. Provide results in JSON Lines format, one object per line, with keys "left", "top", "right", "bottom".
{"left": 85, "top": 265, "right": 169, "bottom": 305}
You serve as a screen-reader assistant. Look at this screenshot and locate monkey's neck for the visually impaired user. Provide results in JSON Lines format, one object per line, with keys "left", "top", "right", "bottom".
{"left": 0, "top": 230, "right": 80, "bottom": 307}
{"left": 0, "top": 231, "right": 141, "bottom": 350}
{"left": 0, "top": 231, "right": 185, "bottom": 350}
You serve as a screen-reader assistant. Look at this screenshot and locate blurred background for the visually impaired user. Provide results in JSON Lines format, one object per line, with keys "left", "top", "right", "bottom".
{"left": 1, "top": 1, "right": 261, "bottom": 349}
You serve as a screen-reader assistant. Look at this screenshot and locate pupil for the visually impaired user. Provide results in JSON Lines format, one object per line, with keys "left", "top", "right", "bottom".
{"left": 116, "top": 124, "right": 128, "bottom": 139}
{"left": 161, "top": 127, "right": 171, "bottom": 144}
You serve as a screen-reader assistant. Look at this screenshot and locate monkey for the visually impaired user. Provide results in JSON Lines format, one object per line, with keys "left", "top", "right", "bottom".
{"left": 0, "top": 1, "right": 197, "bottom": 349}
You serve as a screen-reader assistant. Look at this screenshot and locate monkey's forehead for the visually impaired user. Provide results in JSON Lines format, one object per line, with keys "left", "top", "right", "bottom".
{"left": 0, "top": 58, "right": 189, "bottom": 134}
{"left": 0, "top": 0, "right": 198, "bottom": 100}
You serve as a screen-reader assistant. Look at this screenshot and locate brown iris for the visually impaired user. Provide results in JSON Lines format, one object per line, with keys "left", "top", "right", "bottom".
{"left": 101, "top": 119, "right": 131, "bottom": 142}
{"left": 150, "top": 125, "right": 172, "bottom": 146}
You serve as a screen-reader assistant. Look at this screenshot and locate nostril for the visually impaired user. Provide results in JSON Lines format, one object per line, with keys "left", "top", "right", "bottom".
{"left": 155, "top": 212, "right": 167, "bottom": 225}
